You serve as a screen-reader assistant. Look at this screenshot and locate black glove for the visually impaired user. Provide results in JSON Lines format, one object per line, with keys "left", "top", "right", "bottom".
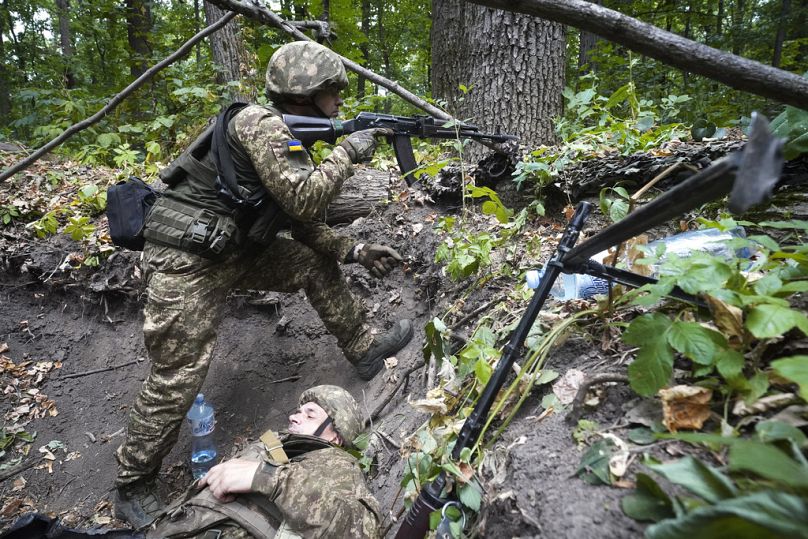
{"left": 338, "top": 128, "right": 392, "bottom": 163}
{"left": 353, "top": 243, "right": 403, "bottom": 278}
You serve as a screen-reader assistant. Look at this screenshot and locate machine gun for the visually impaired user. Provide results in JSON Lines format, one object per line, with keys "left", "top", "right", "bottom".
{"left": 394, "top": 112, "right": 784, "bottom": 538}
{"left": 282, "top": 112, "right": 518, "bottom": 185}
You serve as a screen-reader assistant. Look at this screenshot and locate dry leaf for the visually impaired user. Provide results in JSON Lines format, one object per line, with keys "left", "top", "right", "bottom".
{"left": 732, "top": 393, "right": 799, "bottom": 417}
{"left": 408, "top": 388, "right": 448, "bottom": 414}
{"left": 0, "top": 499, "right": 22, "bottom": 518}
{"left": 65, "top": 451, "right": 81, "bottom": 461}
{"left": 11, "top": 477, "right": 26, "bottom": 492}
{"left": 563, "top": 205, "right": 575, "bottom": 220}
{"left": 601, "top": 433, "right": 630, "bottom": 478}
{"left": 383, "top": 356, "right": 398, "bottom": 370}
{"left": 705, "top": 295, "right": 745, "bottom": 347}
{"left": 659, "top": 385, "right": 713, "bottom": 432}
{"left": 552, "top": 369, "right": 586, "bottom": 405}
{"left": 0, "top": 342, "right": 8, "bottom": 354}
{"left": 412, "top": 223, "right": 423, "bottom": 234}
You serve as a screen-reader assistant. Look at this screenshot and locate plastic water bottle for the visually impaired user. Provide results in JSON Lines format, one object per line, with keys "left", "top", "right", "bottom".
{"left": 526, "top": 268, "right": 610, "bottom": 301}
{"left": 645, "top": 227, "right": 750, "bottom": 275}
{"left": 186, "top": 393, "right": 217, "bottom": 480}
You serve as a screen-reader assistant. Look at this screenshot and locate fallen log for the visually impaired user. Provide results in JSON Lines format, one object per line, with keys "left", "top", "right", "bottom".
{"left": 325, "top": 168, "right": 394, "bottom": 224}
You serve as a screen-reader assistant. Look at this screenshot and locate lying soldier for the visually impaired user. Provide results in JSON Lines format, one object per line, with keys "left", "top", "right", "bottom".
{"left": 147, "top": 384, "right": 380, "bottom": 538}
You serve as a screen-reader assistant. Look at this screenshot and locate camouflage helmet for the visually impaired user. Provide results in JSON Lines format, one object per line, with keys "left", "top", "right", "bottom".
{"left": 266, "top": 41, "right": 348, "bottom": 101}
{"left": 299, "top": 385, "right": 363, "bottom": 448}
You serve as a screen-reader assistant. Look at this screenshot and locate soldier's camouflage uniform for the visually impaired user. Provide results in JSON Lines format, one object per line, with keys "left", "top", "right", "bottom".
{"left": 148, "top": 436, "right": 381, "bottom": 538}
{"left": 116, "top": 103, "right": 375, "bottom": 487}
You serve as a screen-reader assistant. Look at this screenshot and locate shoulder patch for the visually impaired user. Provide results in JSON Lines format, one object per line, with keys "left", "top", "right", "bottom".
{"left": 287, "top": 140, "right": 304, "bottom": 152}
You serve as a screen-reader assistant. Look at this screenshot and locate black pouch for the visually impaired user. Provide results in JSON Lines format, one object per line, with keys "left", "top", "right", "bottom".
{"left": 106, "top": 176, "right": 161, "bottom": 251}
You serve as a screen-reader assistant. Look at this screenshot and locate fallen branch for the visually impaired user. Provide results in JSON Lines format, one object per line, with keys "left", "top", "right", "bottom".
{"left": 467, "top": 0, "right": 808, "bottom": 109}
{"left": 60, "top": 359, "right": 141, "bottom": 380}
{"left": 449, "top": 296, "right": 505, "bottom": 331}
{"left": 369, "top": 363, "right": 426, "bottom": 422}
{"left": 0, "top": 456, "right": 44, "bottom": 483}
{"left": 565, "top": 373, "right": 630, "bottom": 425}
{"left": 0, "top": 12, "right": 237, "bottom": 183}
{"left": 269, "top": 375, "right": 301, "bottom": 384}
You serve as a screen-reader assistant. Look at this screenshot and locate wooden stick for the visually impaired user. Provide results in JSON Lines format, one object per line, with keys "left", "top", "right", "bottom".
{"left": 0, "top": 456, "right": 44, "bottom": 483}
{"left": 369, "top": 363, "right": 426, "bottom": 422}
{"left": 565, "top": 373, "right": 629, "bottom": 425}
{"left": 0, "top": 13, "right": 237, "bottom": 183}
{"left": 60, "top": 359, "right": 141, "bottom": 380}
{"left": 269, "top": 375, "right": 301, "bottom": 384}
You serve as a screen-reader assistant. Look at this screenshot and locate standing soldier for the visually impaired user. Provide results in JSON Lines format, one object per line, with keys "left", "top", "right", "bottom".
{"left": 114, "top": 41, "right": 413, "bottom": 526}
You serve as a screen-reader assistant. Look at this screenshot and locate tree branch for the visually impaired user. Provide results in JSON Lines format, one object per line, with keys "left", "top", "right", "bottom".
{"left": 206, "top": 0, "right": 450, "bottom": 120}
{"left": 0, "top": 12, "right": 237, "bottom": 183}
{"left": 467, "top": 0, "right": 808, "bottom": 110}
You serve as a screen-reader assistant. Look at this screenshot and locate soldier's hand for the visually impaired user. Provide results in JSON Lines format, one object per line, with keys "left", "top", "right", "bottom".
{"left": 339, "top": 128, "right": 393, "bottom": 163}
{"left": 355, "top": 243, "right": 403, "bottom": 278}
{"left": 197, "top": 458, "right": 261, "bottom": 502}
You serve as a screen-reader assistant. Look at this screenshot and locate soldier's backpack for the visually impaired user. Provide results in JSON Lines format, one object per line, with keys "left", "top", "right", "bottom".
{"left": 106, "top": 176, "right": 161, "bottom": 251}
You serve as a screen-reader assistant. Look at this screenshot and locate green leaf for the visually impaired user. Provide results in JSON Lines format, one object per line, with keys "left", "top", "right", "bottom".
{"left": 474, "top": 358, "right": 492, "bottom": 385}
{"left": 624, "top": 313, "right": 672, "bottom": 347}
{"left": 649, "top": 456, "right": 737, "bottom": 503}
{"left": 645, "top": 491, "right": 808, "bottom": 539}
{"left": 746, "top": 304, "right": 808, "bottom": 339}
{"left": 715, "top": 349, "right": 745, "bottom": 380}
{"left": 628, "top": 427, "right": 657, "bottom": 445}
{"left": 729, "top": 440, "right": 808, "bottom": 488}
{"left": 576, "top": 439, "right": 615, "bottom": 485}
{"left": 667, "top": 321, "right": 726, "bottom": 365}
{"left": 621, "top": 473, "right": 675, "bottom": 522}
{"left": 458, "top": 482, "right": 482, "bottom": 511}
{"left": 628, "top": 339, "right": 674, "bottom": 397}
{"left": 771, "top": 356, "right": 808, "bottom": 400}
{"left": 755, "top": 420, "right": 807, "bottom": 446}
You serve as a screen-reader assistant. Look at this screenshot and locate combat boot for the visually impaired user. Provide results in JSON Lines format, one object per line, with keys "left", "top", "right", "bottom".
{"left": 113, "top": 479, "right": 165, "bottom": 528}
{"left": 355, "top": 319, "right": 414, "bottom": 380}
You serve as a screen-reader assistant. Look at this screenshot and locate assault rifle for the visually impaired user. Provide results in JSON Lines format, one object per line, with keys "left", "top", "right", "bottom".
{"left": 394, "top": 112, "right": 784, "bottom": 538}
{"left": 283, "top": 112, "right": 518, "bottom": 185}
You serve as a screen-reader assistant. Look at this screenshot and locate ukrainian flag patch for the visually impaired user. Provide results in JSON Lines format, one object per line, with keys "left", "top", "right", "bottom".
{"left": 287, "top": 139, "right": 304, "bottom": 152}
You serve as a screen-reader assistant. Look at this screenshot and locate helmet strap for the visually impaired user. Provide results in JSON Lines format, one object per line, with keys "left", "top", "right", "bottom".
{"left": 313, "top": 415, "right": 333, "bottom": 438}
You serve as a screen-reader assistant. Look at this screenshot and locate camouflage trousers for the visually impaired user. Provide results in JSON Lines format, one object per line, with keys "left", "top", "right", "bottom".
{"left": 115, "top": 238, "right": 374, "bottom": 487}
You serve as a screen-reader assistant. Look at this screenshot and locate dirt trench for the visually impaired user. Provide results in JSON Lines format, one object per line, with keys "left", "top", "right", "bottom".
{"left": 0, "top": 196, "right": 639, "bottom": 538}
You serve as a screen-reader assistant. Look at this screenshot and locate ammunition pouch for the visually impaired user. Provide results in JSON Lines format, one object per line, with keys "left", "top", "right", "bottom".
{"left": 143, "top": 197, "right": 240, "bottom": 259}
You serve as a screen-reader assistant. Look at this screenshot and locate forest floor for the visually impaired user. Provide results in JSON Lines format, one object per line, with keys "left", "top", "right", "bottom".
{"left": 0, "top": 145, "right": 805, "bottom": 538}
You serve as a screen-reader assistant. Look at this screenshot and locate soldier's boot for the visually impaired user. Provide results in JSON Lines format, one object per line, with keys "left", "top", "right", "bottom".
{"left": 113, "top": 479, "right": 165, "bottom": 529}
{"left": 355, "top": 319, "right": 414, "bottom": 380}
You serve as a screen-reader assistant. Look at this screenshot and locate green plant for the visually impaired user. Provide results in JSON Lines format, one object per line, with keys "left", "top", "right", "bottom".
{"left": 28, "top": 211, "right": 60, "bottom": 238}
{"left": 620, "top": 219, "right": 808, "bottom": 405}
{"left": 0, "top": 204, "right": 20, "bottom": 225}
{"left": 64, "top": 215, "right": 96, "bottom": 241}
{"left": 622, "top": 420, "right": 808, "bottom": 538}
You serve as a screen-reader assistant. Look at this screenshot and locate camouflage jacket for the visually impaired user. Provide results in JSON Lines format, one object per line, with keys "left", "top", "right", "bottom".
{"left": 229, "top": 104, "right": 356, "bottom": 261}
{"left": 148, "top": 438, "right": 380, "bottom": 539}
{"left": 251, "top": 444, "right": 381, "bottom": 538}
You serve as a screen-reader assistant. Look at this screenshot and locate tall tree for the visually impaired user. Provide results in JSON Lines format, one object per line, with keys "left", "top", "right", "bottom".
{"left": 356, "top": 0, "right": 371, "bottom": 99}
{"left": 54, "top": 0, "right": 76, "bottom": 88}
{"left": 204, "top": 1, "right": 250, "bottom": 102}
{"left": 431, "top": 0, "right": 565, "bottom": 159}
{"left": 578, "top": 0, "right": 602, "bottom": 73}
{"left": 125, "top": 0, "right": 152, "bottom": 79}
{"left": 0, "top": 0, "right": 9, "bottom": 120}
{"left": 772, "top": 0, "right": 789, "bottom": 68}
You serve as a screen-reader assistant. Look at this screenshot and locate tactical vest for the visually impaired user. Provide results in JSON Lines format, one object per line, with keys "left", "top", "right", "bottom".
{"left": 143, "top": 104, "right": 289, "bottom": 258}
{"left": 147, "top": 432, "right": 333, "bottom": 539}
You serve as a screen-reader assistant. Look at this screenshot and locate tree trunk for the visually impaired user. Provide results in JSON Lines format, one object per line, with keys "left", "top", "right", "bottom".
{"left": 54, "top": 0, "right": 76, "bottom": 88}
{"left": 376, "top": 0, "right": 393, "bottom": 113}
{"left": 772, "top": 0, "right": 790, "bottom": 68}
{"left": 125, "top": 0, "right": 152, "bottom": 79}
{"left": 0, "top": 1, "right": 10, "bottom": 120}
{"left": 731, "top": 0, "right": 745, "bottom": 56}
{"left": 432, "top": 0, "right": 565, "bottom": 160}
{"left": 578, "top": 0, "right": 602, "bottom": 74}
{"left": 325, "top": 168, "right": 392, "bottom": 224}
{"left": 204, "top": 1, "right": 251, "bottom": 102}
{"left": 357, "top": 0, "right": 371, "bottom": 99}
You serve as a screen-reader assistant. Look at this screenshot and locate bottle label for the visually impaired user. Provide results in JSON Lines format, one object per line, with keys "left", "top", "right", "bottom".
{"left": 189, "top": 416, "right": 215, "bottom": 437}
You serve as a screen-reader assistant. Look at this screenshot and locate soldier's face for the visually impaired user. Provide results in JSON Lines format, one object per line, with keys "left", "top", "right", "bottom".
{"left": 288, "top": 402, "right": 333, "bottom": 437}
{"left": 313, "top": 88, "right": 343, "bottom": 118}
